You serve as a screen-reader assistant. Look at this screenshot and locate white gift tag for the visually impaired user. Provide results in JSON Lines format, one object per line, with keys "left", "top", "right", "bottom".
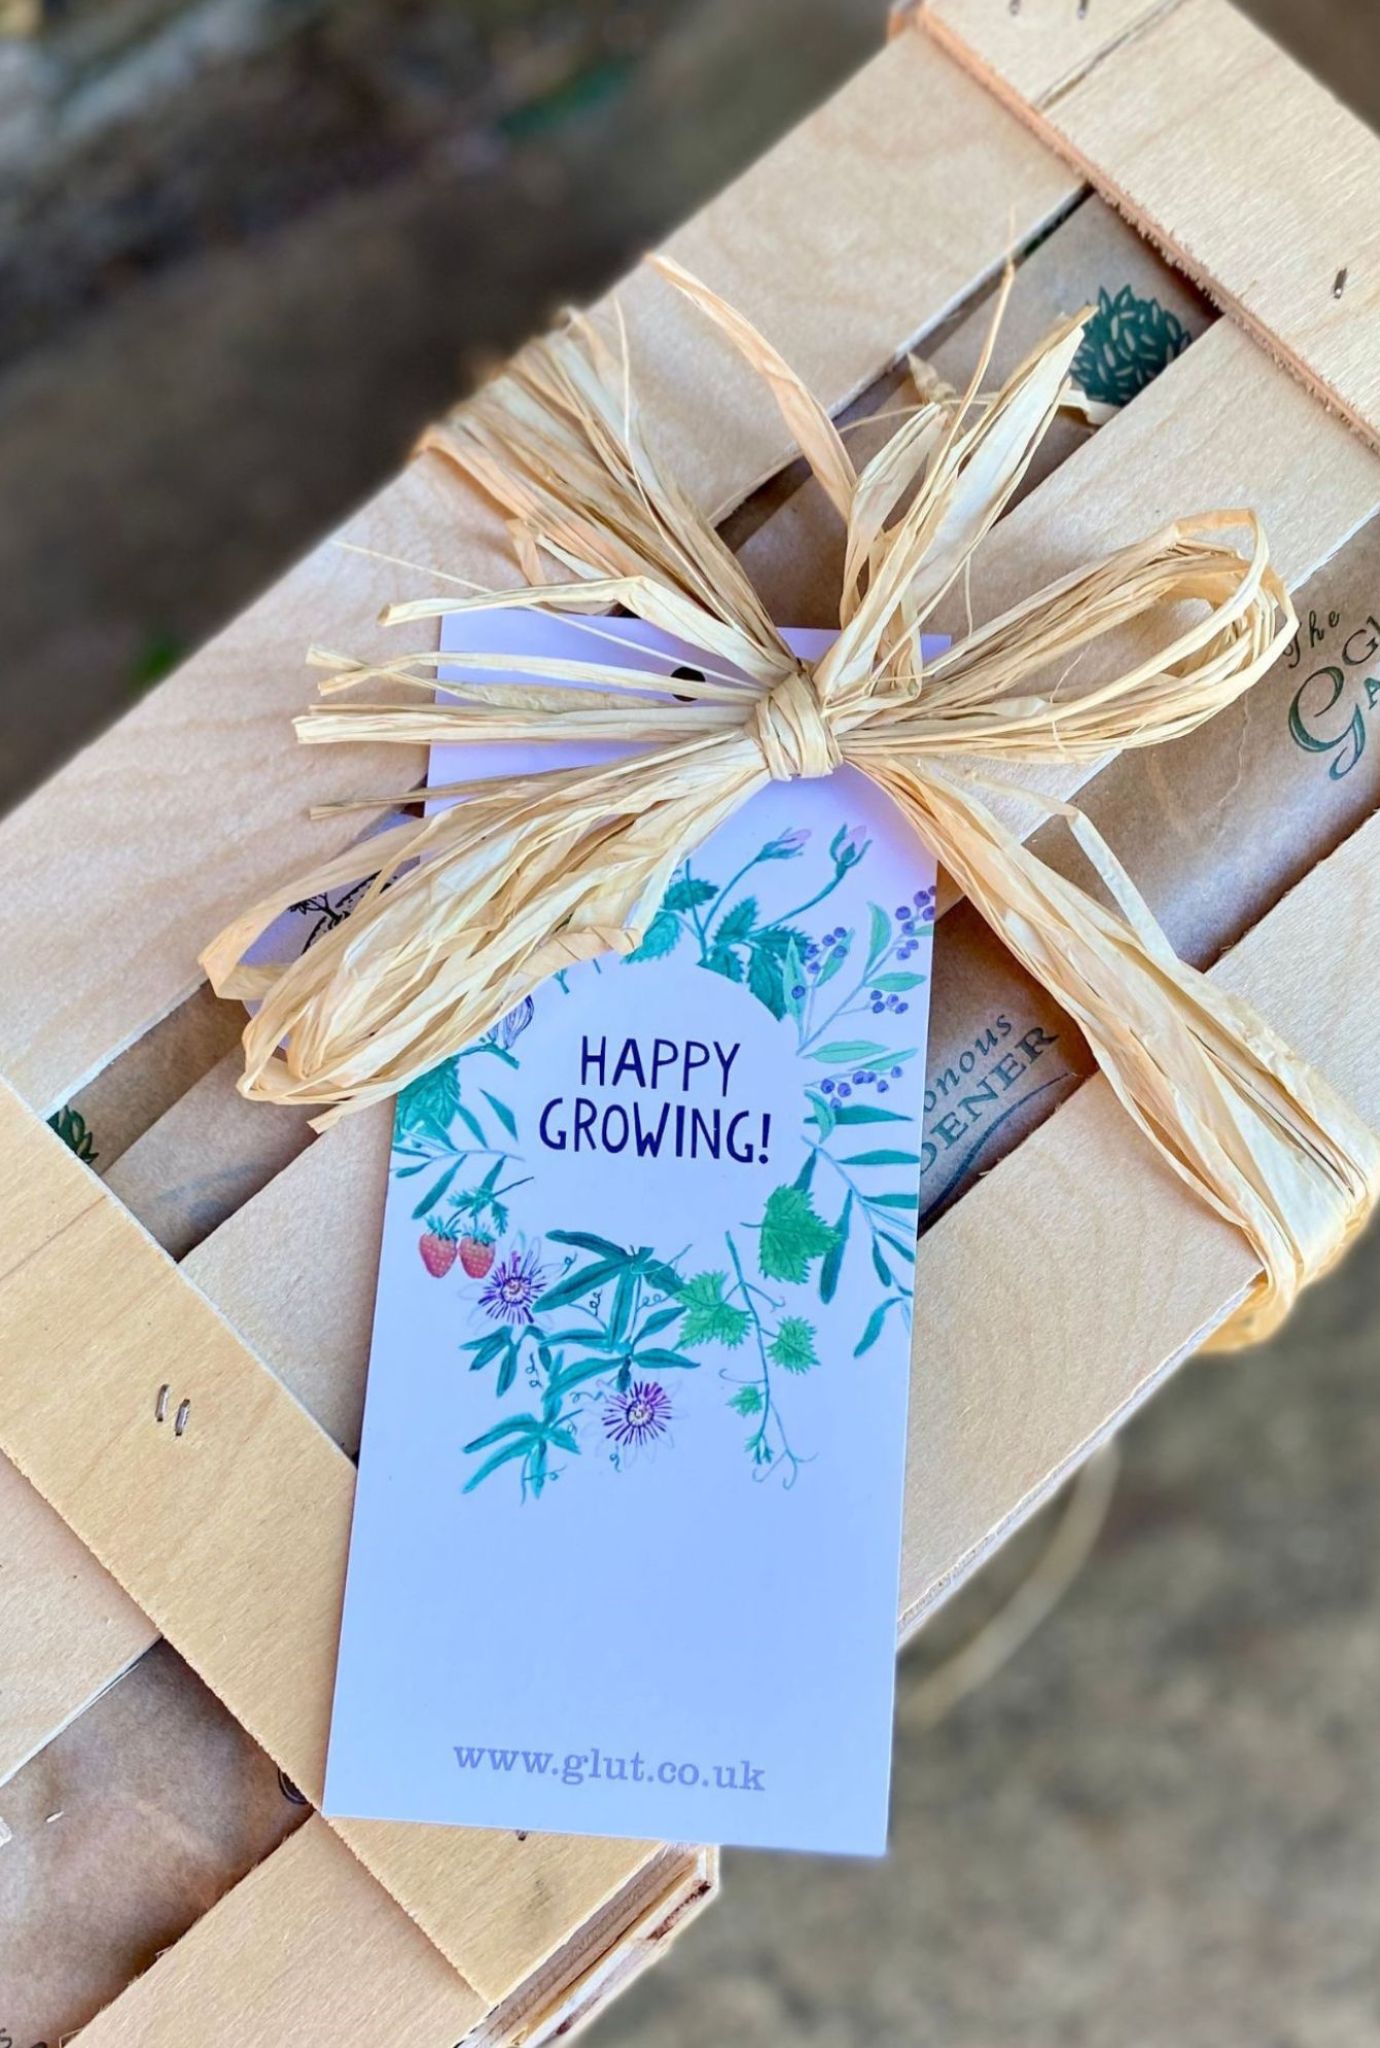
{"left": 324, "top": 614, "right": 938, "bottom": 1853}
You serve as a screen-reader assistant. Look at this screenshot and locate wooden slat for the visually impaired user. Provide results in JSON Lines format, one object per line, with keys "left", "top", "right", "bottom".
{"left": 738, "top": 189, "right": 1213, "bottom": 622}
{"left": 76, "top": 1821, "right": 713, "bottom": 2048}
{"left": 0, "top": 1108, "right": 655, "bottom": 2007}
{"left": 930, "top": 315, "right": 1380, "bottom": 845}
{"left": 922, "top": 0, "right": 1380, "bottom": 453}
{"left": 0, "top": 30, "right": 1078, "bottom": 1121}
{"left": 901, "top": 800, "right": 1380, "bottom": 1630}
{"left": 0, "top": 1455, "right": 154, "bottom": 1786}
{"left": 104, "top": 1048, "right": 312, "bottom": 1259}
{"left": 182, "top": 1105, "right": 390, "bottom": 1456}
{"left": 472, "top": 1845, "right": 716, "bottom": 2047}
{"left": 74, "top": 1820, "right": 485, "bottom": 2048}
{"left": 909, "top": 0, "right": 1179, "bottom": 104}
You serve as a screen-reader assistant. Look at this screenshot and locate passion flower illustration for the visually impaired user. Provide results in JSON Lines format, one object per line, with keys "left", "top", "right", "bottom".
{"left": 479, "top": 1243, "right": 547, "bottom": 1323}
{"left": 603, "top": 1379, "right": 674, "bottom": 1448}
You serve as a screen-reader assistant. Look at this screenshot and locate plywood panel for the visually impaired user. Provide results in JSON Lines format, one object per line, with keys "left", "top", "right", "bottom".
{"left": 0, "top": 31, "right": 1078, "bottom": 1121}
{"left": 923, "top": 0, "right": 1380, "bottom": 451}
{"left": 0, "top": 1455, "right": 154, "bottom": 1787}
{"left": 74, "top": 1820, "right": 484, "bottom": 2048}
{"left": 914, "top": 0, "right": 1179, "bottom": 105}
{"left": 0, "top": 1097, "right": 656, "bottom": 2006}
{"left": 901, "top": 802, "right": 1380, "bottom": 1629}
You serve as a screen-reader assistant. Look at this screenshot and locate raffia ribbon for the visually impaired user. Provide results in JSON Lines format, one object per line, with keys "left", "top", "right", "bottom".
{"left": 202, "top": 259, "right": 1380, "bottom": 1349}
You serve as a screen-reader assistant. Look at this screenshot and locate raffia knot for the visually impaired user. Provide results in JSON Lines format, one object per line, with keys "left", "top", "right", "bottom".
{"left": 749, "top": 667, "right": 841, "bottom": 781}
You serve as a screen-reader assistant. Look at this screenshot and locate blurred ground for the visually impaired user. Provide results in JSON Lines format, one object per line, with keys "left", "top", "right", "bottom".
{"left": 3, "top": 2, "right": 1379, "bottom": 2042}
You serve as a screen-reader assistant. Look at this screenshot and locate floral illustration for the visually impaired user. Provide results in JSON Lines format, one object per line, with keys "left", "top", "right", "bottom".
{"left": 394, "top": 828, "right": 930, "bottom": 1500}
{"left": 288, "top": 875, "right": 374, "bottom": 951}
{"left": 1072, "top": 285, "right": 1191, "bottom": 409}
{"left": 479, "top": 1243, "right": 547, "bottom": 1324}
{"left": 47, "top": 1103, "right": 97, "bottom": 1165}
{"left": 623, "top": 821, "right": 867, "bottom": 1021}
{"left": 604, "top": 1379, "right": 674, "bottom": 1449}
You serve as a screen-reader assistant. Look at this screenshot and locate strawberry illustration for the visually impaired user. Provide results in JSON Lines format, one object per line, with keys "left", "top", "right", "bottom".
{"left": 419, "top": 1228, "right": 458, "bottom": 1278}
{"left": 459, "top": 1232, "right": 496, "bottom": 1280}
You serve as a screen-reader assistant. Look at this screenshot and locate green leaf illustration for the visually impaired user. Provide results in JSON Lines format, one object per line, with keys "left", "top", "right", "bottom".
{"left": 625, "top": 910, "right": 683, "bottom": 962}
{"left": 746, "top": 940, "right": 786, "bottom": 1018}
{"left": 537, "top": 1254, "right": 630, "bottom": 1310}
{"left": 678, "top": 1271, "right": 752, "bottom": 1349}
{"left": 637, "top": 1302, "right": 685, "bottom": 1340}
{"left": 462, "top": 1437, "right": 536, "bottom": 1492}
{"left": 758, "top": 1184, "right": 838, "bottom": 1283}
{"left": 1072, "top": 284, "right": 1191, "bottom": 408}
{"left": 462, "top": 1331, "right": 509, "bottom": 1372}
{"left": 664, "top": 874, "right": 717, "bottom": 913}
{"left": 411, "top": 1159, "right": 463, "bottom": 1219}
{"left": 465, "top": 1416, "right": 537, "bottom": 1453}
{"left": 608, "top": 1268, "right": 638, "bottom": 1345}
{"left": 853, "top": 1301, "right": 892, "bottom": 1358}
{"left": 819, "top": 1191, "right": 851, "bottom": 1303}
{"left": 714, "top": 897, "right": 758, "bottom": 945}
{"left": 814, "top": 940, "right": 849, "bottom": 989}
{"left": 396, "top": 1057, "right": 461, "bottom": 1138}
{"left": 812, "top": 1040, "right": 888, "bottom": 1064}
{"left": 548, "top": 1354, "right": 619, "bottom": 1398}
{"left": 783, "top": 935, "right": 808, "bottom": 1021}
{"left": 831, "top": 1103, "right": 908, "bottom": 1125}
{"left": 548, "top": 1229, "right": 626, "bottom": 1258}
{"left": 705, "top": 944, "right": 744, "bottom": 982}
{"left": 841, "top": 1149, "right": 922, "bottom": 1167}
{"left": 865, "top": 903, "right": 891, "bottom": 975}
{"left": 634, "top": 1347, "right": 701, "bottom": 1370}
{"left": 729, "top": 1384, "right": 763, "bottom": 1416}
{"left": 754, "top": 923, "right": 808, "bottom": 958}
{"left": 868, "top": 972, "right": 926, "bottom": 993}
{"left": 768, "top": 1316, "right": 819, "bottom": 1373}
{"left": 455, "top": 1102, "right": 488, "bottom": 1148}
{"left": 47, "top": 1104, "right": 97, "bottom": 1164}
{"left": 480, "top": 1090, "right": 518, "bottom": 1139}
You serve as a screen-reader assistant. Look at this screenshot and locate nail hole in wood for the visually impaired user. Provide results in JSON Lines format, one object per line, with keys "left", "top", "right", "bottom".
{"left": 174, "top": 1398, "right": 191, "bottom": 1437}
{"left": 1333, "top": 266, "right": 1349, "bottom": 300}
{"left": 154, "top": 1383, "right": 170, "bottom": 1423}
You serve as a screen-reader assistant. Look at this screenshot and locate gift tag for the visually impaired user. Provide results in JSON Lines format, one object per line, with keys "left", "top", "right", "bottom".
{"left": 323, "top": 614, "right": 938, "bottom": 1854}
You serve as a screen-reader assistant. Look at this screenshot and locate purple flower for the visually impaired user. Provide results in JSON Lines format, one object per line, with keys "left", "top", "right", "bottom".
{"left": 763, "top": 826, "right": 811, "bottom": 860}
{"left": 479, "top": 1244, "right": 546, "bottom": 1323}
{"left": 487, "top": 996, "right": 534, "bottom": 1051}
{"left": 830, "top": 824, "right": 868, "bottom": 871}
{"left": 603, "top": 1378, "right": 673, "bottom": 1447}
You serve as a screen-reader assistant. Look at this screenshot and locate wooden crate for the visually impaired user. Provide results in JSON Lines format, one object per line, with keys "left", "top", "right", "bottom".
{"left": 3, "top": 2, "right": 1380, "bottom": 2037}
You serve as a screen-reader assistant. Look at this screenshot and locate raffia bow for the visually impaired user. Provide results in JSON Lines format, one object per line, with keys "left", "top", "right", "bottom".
{"left": 202, "top": 259, "right": 1380, "bottom": 1348}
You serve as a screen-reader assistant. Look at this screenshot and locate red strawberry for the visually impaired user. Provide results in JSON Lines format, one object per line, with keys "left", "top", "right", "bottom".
{"left": 459, "top": 1233, "right": 495, "bottom": 1280}
{"left": 419, "top": 1229, "right": 457, "bottom": 1278}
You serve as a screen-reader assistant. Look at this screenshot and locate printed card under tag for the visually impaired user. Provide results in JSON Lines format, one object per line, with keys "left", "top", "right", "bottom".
{"left": 323, "top": 613, "right": 938, "bottom": 1853}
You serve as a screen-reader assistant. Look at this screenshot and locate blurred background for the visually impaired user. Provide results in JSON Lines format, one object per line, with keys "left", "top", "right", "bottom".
{"left": 3, "top": 1, "right": 1379, "bottom": 2041}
